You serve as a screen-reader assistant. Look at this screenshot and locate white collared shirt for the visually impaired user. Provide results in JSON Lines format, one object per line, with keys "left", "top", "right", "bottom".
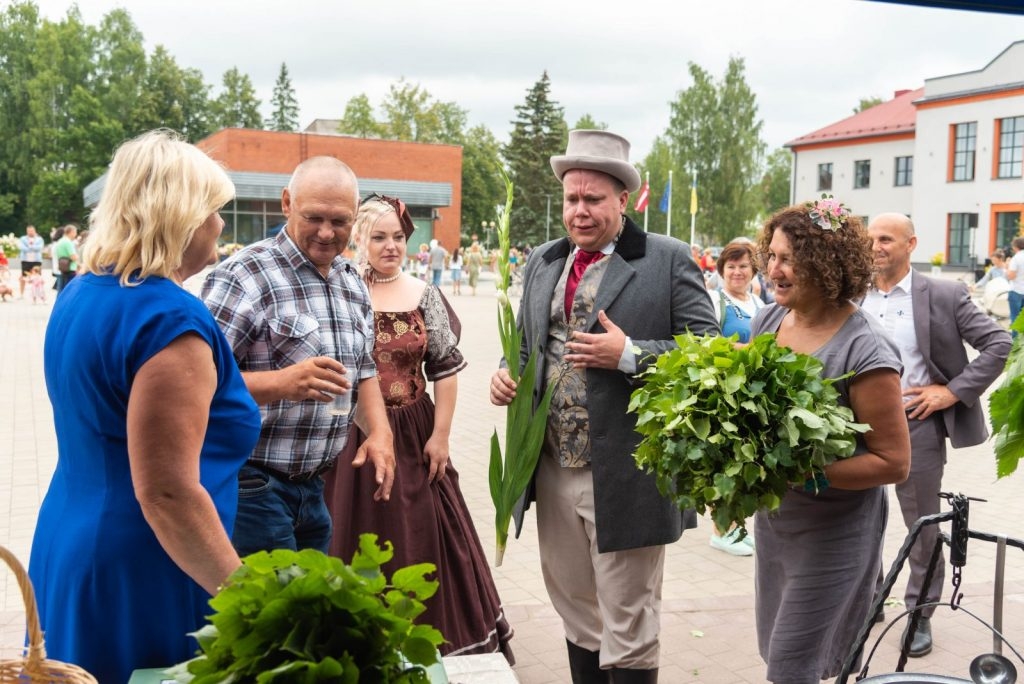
{"left": 862, "top": 269, "right": 930, "bottom": 397}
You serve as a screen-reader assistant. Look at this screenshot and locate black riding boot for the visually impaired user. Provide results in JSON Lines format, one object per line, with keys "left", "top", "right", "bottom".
{"left": 609, "top": 667, "right": 659, "bottom": 683}
{"left": 566, "top": 639, "right": 608, "bottom": 683}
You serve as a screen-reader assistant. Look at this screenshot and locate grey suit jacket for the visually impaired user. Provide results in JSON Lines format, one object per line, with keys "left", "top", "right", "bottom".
{"left": 910, "top": 272, "right": 1010, "bottom": 448}
{"left": 511, "top": 217, "right": 719, "bottom": 552}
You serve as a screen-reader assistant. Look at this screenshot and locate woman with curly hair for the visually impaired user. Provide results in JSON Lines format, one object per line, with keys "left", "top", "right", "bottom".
{"left": 751, "top": 200, "right": 910, "bottom": 683}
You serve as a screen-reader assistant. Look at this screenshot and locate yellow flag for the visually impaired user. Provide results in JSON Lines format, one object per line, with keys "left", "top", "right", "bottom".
{"left": 690, "top": 180, "right": 698, "bottom": 214}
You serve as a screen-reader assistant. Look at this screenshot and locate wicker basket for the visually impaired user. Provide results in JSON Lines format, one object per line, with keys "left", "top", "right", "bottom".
{"left": 0, "top": 545, "right": 97, "bottom": 683}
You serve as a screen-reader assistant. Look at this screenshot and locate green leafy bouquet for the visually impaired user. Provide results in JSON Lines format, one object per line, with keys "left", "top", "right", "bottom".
{"left": 989, "top": 314, "right": 1024, "bottom": 478}
{"left": 629, "top": 332, "right": 869, "bottom": 534}
{"left": 168, "top": 535, "right": 443, "bottom": 683}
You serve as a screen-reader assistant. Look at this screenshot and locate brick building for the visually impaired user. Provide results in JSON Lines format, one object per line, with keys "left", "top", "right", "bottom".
{"left": 84, "top": 127, "right": 463, "bottom": 251}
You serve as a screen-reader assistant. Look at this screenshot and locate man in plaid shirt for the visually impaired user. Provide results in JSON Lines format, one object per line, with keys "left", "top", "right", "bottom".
{"left": 202, "top": 156, "right": 395, "bottom": 556}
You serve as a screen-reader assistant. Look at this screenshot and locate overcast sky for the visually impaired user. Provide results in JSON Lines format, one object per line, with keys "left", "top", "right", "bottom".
{"left": 30, "top": 0, "right": 1024, "bottom": 161}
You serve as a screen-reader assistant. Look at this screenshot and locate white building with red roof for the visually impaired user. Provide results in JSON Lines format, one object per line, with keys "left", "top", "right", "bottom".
{"left": 787, "top": 41, "right": 1024, "bottom": 272}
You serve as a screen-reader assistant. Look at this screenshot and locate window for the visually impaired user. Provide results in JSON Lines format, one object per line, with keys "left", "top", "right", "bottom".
{"left": 817, "top": 163, "right": 832, "bottom": 191}
{"left": 996, "top": 211, "right": 1022, "bottom": 252}
{"left": 853, "top": 160, "right": 870, "bottom": 189}
{"left": 997, "top": 116, "right": 1024, "bottom": 179}
{"left": 894, "top": 156, "right": 913, "bottom": 186}
{"left": 952, "top": 122, "right": 976, "bottom": 181}
{"left": 947, "top": 213, "right": 977, "bottom": 267}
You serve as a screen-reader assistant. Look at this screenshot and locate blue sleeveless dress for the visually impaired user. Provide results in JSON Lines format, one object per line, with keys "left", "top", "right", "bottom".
{"left": 29, "top": 273, "right": 261, "bottom": 683}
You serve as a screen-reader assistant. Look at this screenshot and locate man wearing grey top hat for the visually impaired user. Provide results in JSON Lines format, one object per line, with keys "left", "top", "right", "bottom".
{"left": 490, "top": 130, "right": 718, "bottom": 683}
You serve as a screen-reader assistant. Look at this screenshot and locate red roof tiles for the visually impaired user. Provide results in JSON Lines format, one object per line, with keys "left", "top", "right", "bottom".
{"left": 786, "top": 87, "right": 924, "bottom": 149}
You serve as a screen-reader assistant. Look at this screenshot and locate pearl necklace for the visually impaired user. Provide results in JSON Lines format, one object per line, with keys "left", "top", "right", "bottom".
{"left": 371, "top": 270, "right": 401, "bottom": 284}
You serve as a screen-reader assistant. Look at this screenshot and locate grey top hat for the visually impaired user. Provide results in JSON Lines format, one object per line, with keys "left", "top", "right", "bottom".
{"left": 550, "top": 129, "right": 642, "bottom": 193}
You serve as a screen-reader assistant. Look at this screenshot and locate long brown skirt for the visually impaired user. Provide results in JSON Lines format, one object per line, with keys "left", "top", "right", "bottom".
{"left": 323, "top": 392, "right": 514, "bottom": 662}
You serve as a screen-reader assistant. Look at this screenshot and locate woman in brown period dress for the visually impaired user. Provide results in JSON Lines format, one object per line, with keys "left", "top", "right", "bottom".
{"left": 323, "top": 193, "right": 514, "bottom": 661}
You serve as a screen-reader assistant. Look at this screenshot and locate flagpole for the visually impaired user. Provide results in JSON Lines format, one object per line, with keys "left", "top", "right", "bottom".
{"left": 666, "top": 169, "right": 673, "bottom": 237}
{"left": 643, "top": 171, "right": 649, "bottom": 232}
{"left": 689, "top": 170, "right": 697, "bottom": 247}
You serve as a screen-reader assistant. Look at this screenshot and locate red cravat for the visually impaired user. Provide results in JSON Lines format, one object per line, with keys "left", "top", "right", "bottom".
{"left": 565, "top": 250, "right": 604, "bottom": 319}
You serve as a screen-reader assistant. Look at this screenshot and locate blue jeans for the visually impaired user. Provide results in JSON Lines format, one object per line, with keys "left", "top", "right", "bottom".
{"left": 432, "top": 269, "right": 443, "bottom": 286}
{"left": 1010, "top": 291, "right": 1024, "bottom": 337}
{"left": 231, "top": 464, "right": 332, "bottom": 557}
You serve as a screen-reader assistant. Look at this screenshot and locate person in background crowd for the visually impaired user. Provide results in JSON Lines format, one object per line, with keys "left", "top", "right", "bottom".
{"left": 864, "top": 213, "right": 1011, "bottom": 657}
{"left": 53, "top": 224, "right": 78, "bottom": 293}
{"left": 27, "top": 265, "right": 46, "bottom": 304}
{"left": 973, "top": 248, "right": 1007, "bottom": 291}
{"left": 28, "top": 129, "right": 262, "bottom": 683}
{"left": 324, "top": 193, "right": 514, "bottom": 661}
{"left": 490, "top": 130, "right": 718, "bottom": 683}
{"left": 18, "top": 224, "right": 45, "bottom": 298}
{"left": 1007, "top": 237, "right": 1024, "bottom": 332}
{"left": 707, "top": 240, "right": 764, "bottom": 556}
{"left": 752, "top": 200, "right": 911, "bottom": 683}
{"left": 428, "top": 238, "right": 447, "bottom": 287}
{"left": 202, "top": 155, "right": 395, "bottom": 557}
{"left": 450, "top": 245, "right": 463, "bottom": 295}
{"left": 466, "top": 240, "right": 484, "bottom": 295}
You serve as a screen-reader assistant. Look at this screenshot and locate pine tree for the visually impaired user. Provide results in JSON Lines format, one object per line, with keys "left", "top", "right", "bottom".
{"left": 502, "top": 71, "right": 566, "bottom": 247}
{"left": 267, "top": 62, "right": 299, "bottom": 131}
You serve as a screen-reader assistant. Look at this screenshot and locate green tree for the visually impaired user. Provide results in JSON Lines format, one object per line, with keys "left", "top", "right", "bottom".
{"left": 0, "top": 2, "right": 44, "bottom": 231}
{"left": 132, "top": 46, "right": 214, "bottom": 141}
{"left": 631, "top": 135, "right": 674, "bottom": 234}
{"left": 461, "top": 125, "right": 505, "bottom": 243}
{"left": 758, "top": 148, "right": 793, "bottom": 219}
{"left": 212, "top": 66, "right": 263, "bottom": 130}
{"left": 338, "top": 93, "right": 382, "bottom": 138}
{"left": 267, "top": 62, "right": 299, "bottom": 131}
{"left": 572, "top": 114, "right": 607, "bottom": 130}
{"left": 854, "top": 96, "right": 883, "bottom": 114}
{"left": 23, "top": 7, "right": 99, "bottom": 227}
{"left": 502, "top": 71, "right": 567, "bottom": 247}
{"left": 380, "top": 78, "right": 467, "bottom": 144}
{"left": 662, "top": 57, "right": 765, "bottom": 245}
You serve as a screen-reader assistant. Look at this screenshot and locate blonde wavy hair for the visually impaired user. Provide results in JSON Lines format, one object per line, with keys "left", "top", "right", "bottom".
{"left": 81, "top": 129, "right": 234, "bottom": 285}
{"left": 350, "top": 198, "right": 401, "bottom": 278}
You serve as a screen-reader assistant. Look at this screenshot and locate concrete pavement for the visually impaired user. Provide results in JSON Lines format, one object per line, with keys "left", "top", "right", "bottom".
{"left": 2, "top": 269, "right": 1024, "bottom": 682}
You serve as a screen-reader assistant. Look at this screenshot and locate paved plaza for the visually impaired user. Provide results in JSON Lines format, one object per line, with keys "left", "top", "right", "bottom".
{"left": 2, "top": 269, "right": 1024, "bottom": 682}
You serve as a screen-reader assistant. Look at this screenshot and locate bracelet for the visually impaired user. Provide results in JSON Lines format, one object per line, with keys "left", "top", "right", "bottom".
{"left": 803, "top": 472, "right": 830, "bottom": 493}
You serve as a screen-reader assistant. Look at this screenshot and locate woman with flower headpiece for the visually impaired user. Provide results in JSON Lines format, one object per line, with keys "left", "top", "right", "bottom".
{"left": 751, "top": 199, "right": 910, "bottom": 683}
{"left": 322, "top": 193, "right": 514, "bottom": 662}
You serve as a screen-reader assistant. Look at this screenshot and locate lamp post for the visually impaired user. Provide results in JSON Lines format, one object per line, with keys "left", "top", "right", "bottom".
{"left": 482, "top": 220, "right": 496, "bottom": 250}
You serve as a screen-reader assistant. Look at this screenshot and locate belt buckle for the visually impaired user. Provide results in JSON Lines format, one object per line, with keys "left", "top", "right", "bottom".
{"left": 290, "top": 460, "right": 334, "bottom": 481}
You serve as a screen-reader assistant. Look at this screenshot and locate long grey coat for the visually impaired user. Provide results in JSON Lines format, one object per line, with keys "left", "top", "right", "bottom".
{"left": 511, "top": 217, "right": 719, "bottom": 552}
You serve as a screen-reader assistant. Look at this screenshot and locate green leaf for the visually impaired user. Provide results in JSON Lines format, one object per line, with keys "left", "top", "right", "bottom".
{"left": 181, "top": 535, "right": 443, "bottom": 681}
{"left": 630, "top": 332, "right": 869, "bottom": 532}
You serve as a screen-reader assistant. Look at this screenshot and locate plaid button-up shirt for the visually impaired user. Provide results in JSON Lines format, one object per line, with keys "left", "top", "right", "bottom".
{"left": 201, "top": 231, "right": 375, "bottom": 475}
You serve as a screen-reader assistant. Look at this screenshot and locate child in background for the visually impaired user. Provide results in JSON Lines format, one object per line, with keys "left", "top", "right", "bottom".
{"left": 28, "top": 265, "right": 46, "bottom": 304}
{"left": 0, "top": 268, "right": 12, "bottom": 302}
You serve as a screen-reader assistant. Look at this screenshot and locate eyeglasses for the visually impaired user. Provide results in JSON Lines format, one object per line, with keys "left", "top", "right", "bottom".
{"left": 360, "top": 193, "right": 415, "bottom": 237}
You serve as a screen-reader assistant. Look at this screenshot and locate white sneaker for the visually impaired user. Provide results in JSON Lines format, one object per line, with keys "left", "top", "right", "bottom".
{"left": 709, "top": 529, "right": 753, "bottom": 556}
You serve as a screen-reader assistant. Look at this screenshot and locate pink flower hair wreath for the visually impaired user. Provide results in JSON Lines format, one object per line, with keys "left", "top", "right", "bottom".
{"left": 805, "top": 194, "right": 850, "bottom": 232}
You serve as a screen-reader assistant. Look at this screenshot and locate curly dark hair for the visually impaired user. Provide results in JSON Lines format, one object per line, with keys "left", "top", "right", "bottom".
{"left": 756, "top": 205, "right": 873, "bottom": 306}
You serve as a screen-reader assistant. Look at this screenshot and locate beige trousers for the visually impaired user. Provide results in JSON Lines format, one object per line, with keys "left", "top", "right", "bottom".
{"left": 535, "top": 452, "right": 665, "bottom": 669}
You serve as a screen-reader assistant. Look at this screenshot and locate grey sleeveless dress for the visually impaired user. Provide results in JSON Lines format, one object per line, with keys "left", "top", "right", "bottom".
{"left": 751, "top": 304, "right": 901, "bottom": 683}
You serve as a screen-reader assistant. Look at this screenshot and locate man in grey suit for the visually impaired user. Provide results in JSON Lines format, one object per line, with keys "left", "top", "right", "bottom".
{"left": 864, "top": 213, "right": 1011, "bottom": 657}
{"left": 490, "top": 130, "right": 718, "bottom": 683}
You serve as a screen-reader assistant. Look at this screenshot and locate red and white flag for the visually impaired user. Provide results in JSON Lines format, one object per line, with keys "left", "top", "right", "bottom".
{"left": 634, "top": 181, "right": 650, "bottom": 213}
